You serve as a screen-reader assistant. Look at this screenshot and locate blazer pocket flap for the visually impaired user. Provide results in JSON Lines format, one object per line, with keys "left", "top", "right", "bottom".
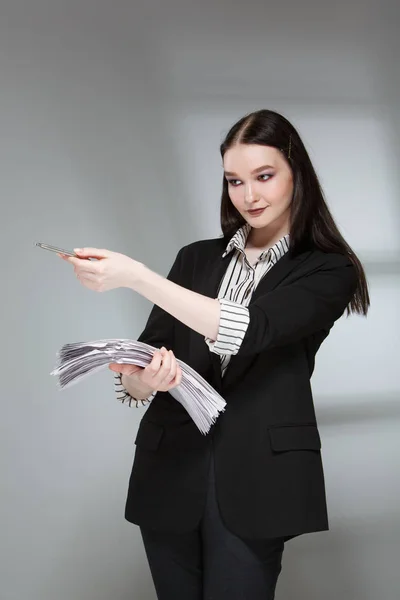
{"left": 135, "top": 421, "right": 164, "bottom": 451}
{"left": 269, "top": 424, "right": 321, "bottom": 452}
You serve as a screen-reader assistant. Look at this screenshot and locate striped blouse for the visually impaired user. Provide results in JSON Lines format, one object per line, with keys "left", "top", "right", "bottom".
{"left": 115, "top": 223, "right": 290, "bottom": 406}
{"left": 205, "top": 223, "right": 290, "bottom": 376}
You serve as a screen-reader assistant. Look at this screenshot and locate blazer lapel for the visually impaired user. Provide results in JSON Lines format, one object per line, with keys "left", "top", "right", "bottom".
{"left": 251, "top": 249, "right": 312, "bottom": 301}
{"left": 219, "top": 248, "right": 312, "bottom": 391}
{"left": 186, "top": 242, "right": 230, "bottom": 393}
{"left": 187, "top": 238, "right": 312, "bottom": 395}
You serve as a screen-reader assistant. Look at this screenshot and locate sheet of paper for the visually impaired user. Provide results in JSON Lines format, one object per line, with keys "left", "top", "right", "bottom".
{"left": 51, "top": 339, "right": 226, "bottom": 434}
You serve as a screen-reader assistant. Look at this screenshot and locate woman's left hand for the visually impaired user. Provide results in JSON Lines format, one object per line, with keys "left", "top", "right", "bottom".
{"left": 59, "top": 248, "right": 144, "bottom": 292}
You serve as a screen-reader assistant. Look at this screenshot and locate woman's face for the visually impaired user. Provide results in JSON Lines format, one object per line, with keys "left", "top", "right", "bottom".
{"left": 223, "top": 143, "right": 293, "bottom": 232}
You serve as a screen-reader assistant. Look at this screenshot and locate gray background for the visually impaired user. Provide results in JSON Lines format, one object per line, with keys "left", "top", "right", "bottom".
{"left": 1, "top": 1, "right": 399, "bottom": 598}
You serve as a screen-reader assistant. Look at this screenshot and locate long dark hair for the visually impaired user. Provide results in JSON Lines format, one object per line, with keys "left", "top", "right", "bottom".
{"left": 219, "top": 109, "right": 369, "bottom": 316}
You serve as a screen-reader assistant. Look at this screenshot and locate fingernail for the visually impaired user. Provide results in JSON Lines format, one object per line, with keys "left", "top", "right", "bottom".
{"left": 74, "top": 248, "right": 82, "bottom": 254}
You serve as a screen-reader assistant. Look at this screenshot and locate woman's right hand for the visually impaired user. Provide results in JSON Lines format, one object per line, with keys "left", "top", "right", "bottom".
{"left": 109, "top": 347, "right": 182, "bottom": 393}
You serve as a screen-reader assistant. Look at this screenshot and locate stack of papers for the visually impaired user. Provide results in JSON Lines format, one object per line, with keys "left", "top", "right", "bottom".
{"left": 51, "top": 339, "right": 226, "bottom": 434}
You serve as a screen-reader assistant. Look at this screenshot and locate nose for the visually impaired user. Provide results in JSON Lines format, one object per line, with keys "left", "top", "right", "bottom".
{"left": 244, "top": 181, "right": 257, "bottom": 205}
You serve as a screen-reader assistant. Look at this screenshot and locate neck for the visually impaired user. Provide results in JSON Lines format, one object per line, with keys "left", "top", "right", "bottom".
{"left": 246, "top": 213, "right": 290, "bottom": 250}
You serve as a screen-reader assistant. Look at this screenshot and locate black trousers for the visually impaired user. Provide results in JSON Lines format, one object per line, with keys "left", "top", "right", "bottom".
{"left": 140, "top": 452, "right": 284, "bottom": 600}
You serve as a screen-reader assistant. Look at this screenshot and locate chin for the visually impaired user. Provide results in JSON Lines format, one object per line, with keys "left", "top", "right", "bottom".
{"left": 247, "top": 209, "right": 288, "bottom": 229}
{"left": 248, "top": 216, "right": 275, "bottom": 228}
{"left": 252, "top": 219, "right": 272, "bottom": 228}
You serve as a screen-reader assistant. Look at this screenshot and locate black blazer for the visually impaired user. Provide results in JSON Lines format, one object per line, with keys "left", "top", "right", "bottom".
{"left": 124, "top": 236, "right": 357, "bottom": 540}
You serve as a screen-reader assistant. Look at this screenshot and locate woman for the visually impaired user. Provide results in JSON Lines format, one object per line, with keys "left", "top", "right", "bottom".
{"left": 62, "top": 109, "right": 369, "bottom": 599}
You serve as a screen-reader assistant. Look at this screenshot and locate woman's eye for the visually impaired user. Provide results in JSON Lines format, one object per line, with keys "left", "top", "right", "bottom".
{"left": 227, "top": 175, "right": 272, "bottom": 186}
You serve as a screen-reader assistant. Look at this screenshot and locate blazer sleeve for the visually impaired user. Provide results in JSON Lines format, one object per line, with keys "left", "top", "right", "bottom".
{"left": 136, "top": 245, "right": 185, "bottom": 348}
{"left": 234, "top": 254, "right": 357, "bottom": 358}
{"left": 114, "top": 246, "right": 185, "bottom": 406}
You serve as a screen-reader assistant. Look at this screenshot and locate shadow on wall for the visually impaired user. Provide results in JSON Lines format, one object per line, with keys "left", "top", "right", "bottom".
{"left": 278, "top": 516, "right": 400, "bottom": 600}
{"left": 316, "top": 391, "right": 400, "bottom": 427}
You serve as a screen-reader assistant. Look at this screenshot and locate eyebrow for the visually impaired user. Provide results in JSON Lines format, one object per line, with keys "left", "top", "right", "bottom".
{"left": 224, "top": 164, "right": 275, "bottom": 177}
